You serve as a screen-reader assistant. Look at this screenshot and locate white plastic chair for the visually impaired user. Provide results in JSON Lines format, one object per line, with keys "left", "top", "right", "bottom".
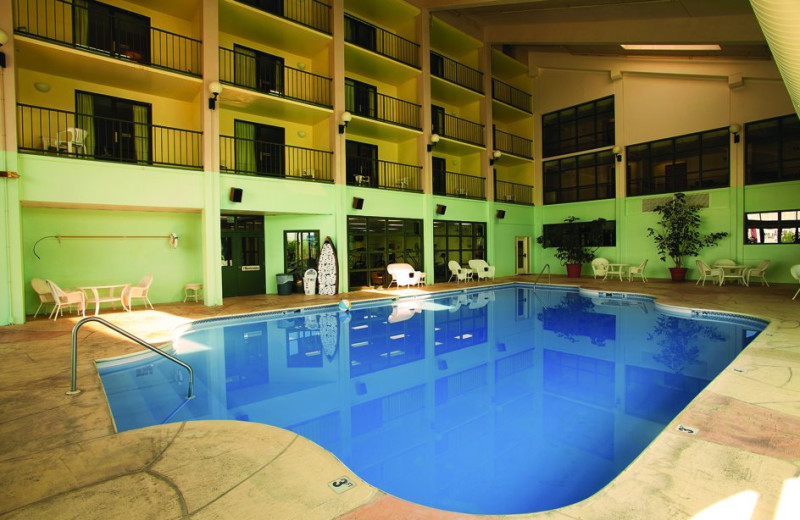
{"left": 468, "top": 259, "right": 495, "bottom": 280}
{"left": 386, "top": 263, "right": 422, "bottom": 288}
{"left": 447, "top": 261, "right": 472, "bottom": 283}
{"left": 791, "top": 264, "right": 800, "bottom": 300}
{"left": 46, "top": 280, "right": 86, "bottom": 321}
{"left": 696, "top": 260, "right": 722, "bottom": 286}
{"left": 125, "top": 274, "right": 154, "bottom": 310}
{"left": 745, "top": 260, "right": 770, "bottom": 287}
{"left": 591, "top": 258, "right": 609, "bottom": 279}
{"left": 628, "top": 259, "right": 648, "bottom": 283}
{"left": 56, "top": 127, "right": 88, "bottom": 154}
{"left": 31, "top": 278, "right": 55, "bottom": 318}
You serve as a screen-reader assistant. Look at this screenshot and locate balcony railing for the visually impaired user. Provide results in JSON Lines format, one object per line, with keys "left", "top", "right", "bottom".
{"left": 494, "top": 128, "right": 533, "bottom": 159}
{"left": 494, "top": 180, "right": 534, "bottom": 205}
{"left": 14, "top": 0, "right": 202, "bottom": 77}
{"left": 492, "top": 78, "right": 532, "bottom": 113}
{"left": 344, "top": 14, "right": 419, "bottom": 69}
{"left": 433, "top": 113, "right": 484, "bottom": 147}
{"left": 430, "top": 51, "right": 483, "bottom": 93}
{"left": 345, "top": 85, "right": 420, "bottom": 130}
{"left": 220, "top": 136, "right": 333, "bottom": 182}
{"left": 220, "top": 47, "right": 332, "bottom": 108}
{"left": 433, "top": 170, "right": 485, "bottom": 200}
{"left": 235, "top": 0, "right": 331, "bottom": 34}
{"left": 17, "top": 104, "right": 202, "bottom": 169}
{"left": 346, "top": 157, "right": 422, "bottom": 192}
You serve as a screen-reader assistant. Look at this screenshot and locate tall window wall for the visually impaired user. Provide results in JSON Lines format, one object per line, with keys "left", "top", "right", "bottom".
{"left": 541, "top": 96, "right": 614, "bottom": 158}
{"left": 746, "top": 114, "right": 800, "bottom": 185}
{"left": 347, "top": 217, "right": 423, "bottom": 289}
{"left": 433, "top": 221, "right": 487, "bottom": 282}
{"left": 626, "top": 127, "right": 729, "bottom": 197}
{"left": 542, "top": 150, "right": 615, "bottom": 205}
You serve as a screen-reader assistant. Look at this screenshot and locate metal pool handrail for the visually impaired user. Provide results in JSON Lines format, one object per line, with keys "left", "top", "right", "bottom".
{"left": 534, "top": 263, "right": 551, "bottom": 284}
{"left": 68, "top": 316, "right": 194, "bottom": 399}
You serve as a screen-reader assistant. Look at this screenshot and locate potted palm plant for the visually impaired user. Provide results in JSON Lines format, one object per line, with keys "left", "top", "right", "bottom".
{"left": 646, "top": 192, "right": 728, "bottom": 281}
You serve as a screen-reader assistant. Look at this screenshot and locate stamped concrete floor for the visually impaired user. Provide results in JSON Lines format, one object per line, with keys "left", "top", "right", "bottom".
{"left": 1, "top": 276, "right": 800, "bottom": 520}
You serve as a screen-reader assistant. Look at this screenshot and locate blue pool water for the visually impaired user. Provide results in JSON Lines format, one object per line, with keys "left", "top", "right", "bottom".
{"left": 98, "top": 285, "right": 765, "bottom": 515}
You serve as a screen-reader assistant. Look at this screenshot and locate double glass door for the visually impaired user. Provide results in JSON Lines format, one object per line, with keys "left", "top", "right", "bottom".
{"left": 77, "top": 91, "right": 151, "bottom": 163}
{"left": 79, "top": 0, "right": 151, "bottom": 63}
{"left": 221, "top": 215, "right": 266, "bottom": 298}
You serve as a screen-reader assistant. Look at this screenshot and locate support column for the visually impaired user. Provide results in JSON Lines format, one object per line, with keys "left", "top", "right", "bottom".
{"left": 331, "top": 0, "right": 349, "bottom": 292}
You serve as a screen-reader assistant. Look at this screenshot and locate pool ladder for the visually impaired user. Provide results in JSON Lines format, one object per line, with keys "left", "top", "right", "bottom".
{"left": 68, "top": 316, "right": 194, "bottom": 399}
{"left": 534, "top": 263, "right": 551, "bottom": 284}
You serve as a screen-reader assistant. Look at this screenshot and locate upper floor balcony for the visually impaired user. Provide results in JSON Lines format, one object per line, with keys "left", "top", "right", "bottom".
{"left": 492, "top": 78, "right": 532, "bottom": 117}
{"left": 13, "top": 0, "right": 202, "bottom": 77}
{"left": 345, "top": 82, "right": 420, "bottom": 131}
{"left": 219, "top": 47, "right": 332, "bottom": 109}
{"left": 432, "top": 109, "right": 484, "bottom": 148}
{"left": 346, "top": 156, "right": 422, "bottom": 193}
{"left": 344, "top": 14, "right": 420, "bottom": 70}
{"left": 232, "top": 0, "right": 331, "bottom": 35}
{"left": 220, "top": 136, "right": 333, "bottom": 183}
{"left": 430, "top": 51, "right": 483, "bottom": 94}
{"left": 494, "top": 128, "right": 532, "bottom": 159}
{"left": 432, "top": 169, "right": 485, "bottom": 200}
{"left": 17, "top": 103, "right": 202, "bottom": 169}
{"left": 494, "top": 179, "right": 534, "bottom": 205}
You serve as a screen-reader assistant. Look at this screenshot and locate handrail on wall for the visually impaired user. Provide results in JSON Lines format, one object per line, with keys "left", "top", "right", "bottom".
{"left": 33, "top": 233, "right": 178, "bottom": 259}
{"left": 68, "top": 316, "right": 194, "bottom": 400}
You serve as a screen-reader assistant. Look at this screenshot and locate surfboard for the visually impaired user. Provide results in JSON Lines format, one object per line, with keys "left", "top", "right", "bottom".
{"left": 317, "top": 236, "right": 339, "bottom": 296}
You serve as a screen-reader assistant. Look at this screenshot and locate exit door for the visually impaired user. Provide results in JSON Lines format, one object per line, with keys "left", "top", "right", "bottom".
{"left": 515, "top": 236, "right": 530, "bottom": 274}
{"left": 221, "top": 215, "right": 266, "bottom": 298}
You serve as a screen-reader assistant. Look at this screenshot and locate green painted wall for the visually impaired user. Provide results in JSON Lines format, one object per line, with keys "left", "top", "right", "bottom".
{"left": 491, "top": 202, "right": 536, "bottom": 276}
{"left": 21, "top": 207, "right": 203, "bottom": 313}
{"left": 264, "top": 214, "right": 337, "bottom": 293}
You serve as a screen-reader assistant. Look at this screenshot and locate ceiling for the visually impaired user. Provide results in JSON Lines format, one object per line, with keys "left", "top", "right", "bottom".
{"left": 424, "top": 0, "right": 771, "bottom": 60}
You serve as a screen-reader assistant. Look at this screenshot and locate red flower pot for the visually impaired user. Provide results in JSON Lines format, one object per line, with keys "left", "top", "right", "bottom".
{"left": 566, "top": 263, "right": 582, "bottom": 278}
{"left": 669, "top": 267, "right": 688, "bottom": 282}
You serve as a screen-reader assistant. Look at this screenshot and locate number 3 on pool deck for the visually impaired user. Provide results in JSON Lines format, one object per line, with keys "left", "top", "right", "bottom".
{"left": 328, "top": 476, "right": 356, "bottom": 494}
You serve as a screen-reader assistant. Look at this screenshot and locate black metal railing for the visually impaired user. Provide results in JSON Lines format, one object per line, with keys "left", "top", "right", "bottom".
{"left": 432, "top": 170, "right": 485, "bottom": 199}
{"left": 344, "top": 14, "right": 419, "bottom": 68}
{"left": 14, "top": 0, "right": 202, "bottom": 77}
{"left": 494, "top": 179, "right": 534, "bottom": 205}
{"left": 235, "top": 0, "right": 330, "bottom": 34}
{"left": 492, "top": 78, "right": 531, "bottom": 113}
{"left": 219, "top": 47, "right": 332, "bottom": 108}
{"left": 346, "top": 157, "right": 422, "bottom": 192}
{"left": 433, "top": 112, "right": 484, "bottom": 147}
{"left": 494, "top": 128, "right": 532, "bottom": 158}
{"left": 430, "top": 51, "right": 483, "bottom": 93}
{"left": 16, "top": 104, "right": 202, "bottom": 169}
{"left": 345, "top": 85, "right": 420, "bottom": 130}
{"left": 220, "top": 136, "right": 333, "bottom": 182}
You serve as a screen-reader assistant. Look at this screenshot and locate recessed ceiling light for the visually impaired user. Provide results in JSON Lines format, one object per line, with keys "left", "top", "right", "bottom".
{"left": 621, "top": 44, "right": 722, "bottom": 51}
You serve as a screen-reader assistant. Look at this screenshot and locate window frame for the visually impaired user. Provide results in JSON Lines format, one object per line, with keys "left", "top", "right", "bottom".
{"left": 744, "top": 209, "right": 800, "bottom": 244}
{"left": 542, "top": 95, "right": 614, "bottom": 158}
{"left": 745, "top": 114, "right": 800, "bottom": 185}
{"left": 542, "top": 149, "right": 615, "bottom": 205}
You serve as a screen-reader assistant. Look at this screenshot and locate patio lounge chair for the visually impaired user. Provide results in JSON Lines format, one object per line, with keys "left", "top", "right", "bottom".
{"left": 448, "top": 261, "right": 472, "bottom": 283}
{"left": 46, "top": 279, "right": 86, "bottom": 321}
{"left": 745, "top": 260, "right": 770, "bottom": 286}
{"left": 591, "top": 258, "right": 609, "bottom": 279}
{"left": 125, "top": 274, "right": 154, "bottom": 310}
{"left": 696, "top": 260, "right": 722, "bottom": 286}
{"left": 791, "top": 265, "right": 800, "bottom": 300}
{"left": 387, "top": 263, "right": 423, "bottom": 288}
{"left": 628, "top": 259, "right": 648, "bottom": 283}
{"left": 468, "top": 259, "right": 495, "bottom": 280}
{"left": 31, "top": 278, "right": 55, "bottom": 318}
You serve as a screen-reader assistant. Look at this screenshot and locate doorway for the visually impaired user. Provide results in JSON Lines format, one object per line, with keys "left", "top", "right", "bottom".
{"left": 515, "top": 236, "right": 530, "bottom": 274}
{"left": 346, "top": 140, "right": 378, "bottom": 187}
{"left": 77, "top": 91, "right": 151, "bottom": 163}
{"left": 345, "top": 78, "right": 377, "bottom": 119}
{"left": 432, "top": 156, "right": 446, "bottom": 195}
{"left": 221, "top": 214, "right": 266, "bottom": 298}
{"left": 234, "top": 120, "right": 285, "bottom": 176}
{"left": 234, "top": 44, "right": 284, "bottom": 95}
{"left": 78, "top": 0, "right": 151, "bottom": 63}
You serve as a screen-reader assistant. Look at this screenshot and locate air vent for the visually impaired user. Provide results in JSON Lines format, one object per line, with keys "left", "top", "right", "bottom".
{"left": 642, "top": 193, "right": 709, "bottom": 212}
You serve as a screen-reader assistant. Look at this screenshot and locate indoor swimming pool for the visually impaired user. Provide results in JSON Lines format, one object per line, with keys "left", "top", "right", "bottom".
{"left": 97, "top": 284, "right": 766, "bottom": 515}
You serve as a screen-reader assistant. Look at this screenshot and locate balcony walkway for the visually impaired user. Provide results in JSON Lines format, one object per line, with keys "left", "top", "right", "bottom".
{"left": 1, "top": 277, "right": 799, "bottom": 519}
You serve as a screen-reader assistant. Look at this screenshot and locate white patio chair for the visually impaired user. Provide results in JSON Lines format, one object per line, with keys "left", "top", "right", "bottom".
{"left": 56, "top": 127, "right": 88, "bottom": 154}
{"left": 745, "top": 260, "right": 770, "bottom": 287}
{"left": 591, "top": 258, "right": 609, "bottom": 279}
{"left": 31, "top": 278, "right": 55, "bottom": 318}
{"left": 448, "top": 261, "right": 472, "bottom": 283}
{"left": 46, "top": 279, "right": 86, "bottom": 321}
{"left": 386, "top": 263, "right": 422, "bottom": 288}
{"left": 468, "top": 259, "right": 495, "bottom": 280}
{"left": 628, "top": 259, "right": 648, "bottom": 283}
{"left": 125, "top": 274, "right": 154, "bottom": 310}
{"left": 791, "top": 264, "right": 800, "bottom": 300}
{"left": 696, "top": 260, "right": 722, "bottom": 286}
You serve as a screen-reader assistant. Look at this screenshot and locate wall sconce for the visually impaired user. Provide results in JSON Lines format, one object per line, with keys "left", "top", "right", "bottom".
{"left": 489, "top": 150, "right": 502, "bottom": 165}
{"left": 208, "top": 81, "right": 222, "bottom": 110}
{"left": 0, "top": 28, "right": 8, "bottom": 69}
{"left": 339, "top": 111, "right": 352, "bottom": 134}
{"left": 729, "top": 123, "right": 741, "bottom": 143}
{"left": 169, "top": 233, "right": 179, "bottom": 249}
{"left": 612, "top": 146, "right": 623, "bottom": 162}
{"left": 427, "top": 133, "right": 440, "bottom": 152}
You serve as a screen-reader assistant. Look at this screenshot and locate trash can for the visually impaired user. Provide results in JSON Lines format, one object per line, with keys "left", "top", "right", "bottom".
{"left": 276, "top": 273, "right": 294, "bottom": 295}
{"left": 303, "top": 269, "right": 318, "bottom": 295}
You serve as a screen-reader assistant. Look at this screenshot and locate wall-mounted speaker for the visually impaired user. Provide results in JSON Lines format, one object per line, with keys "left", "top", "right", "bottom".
{"left": 435, "top": 204, "right": 447, "bottom": 215}
{"left": 352, "top": 197, "right": 364, "bottom": 210}
{"left": 230, "top": 187, "right": 243, "bottom": 203}
{"left": 496, "top": 210, "right": 506, "bottom": 219}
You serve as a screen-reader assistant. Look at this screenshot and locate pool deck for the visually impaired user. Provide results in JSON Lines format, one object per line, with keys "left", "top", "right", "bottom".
{"left": 1, "top": 275, "right": 800, "bottom": 520}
